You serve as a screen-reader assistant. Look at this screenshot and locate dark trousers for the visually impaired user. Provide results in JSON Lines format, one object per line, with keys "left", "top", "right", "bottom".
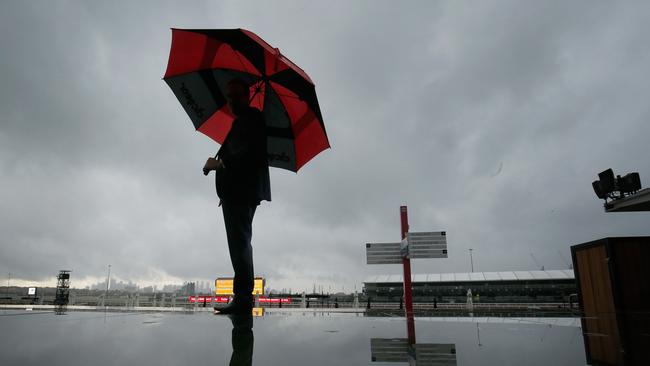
{"left": 221, "top": 200, "right": 257, "bottom": 300}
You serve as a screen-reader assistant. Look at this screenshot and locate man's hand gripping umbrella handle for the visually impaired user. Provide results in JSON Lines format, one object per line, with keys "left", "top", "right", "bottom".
{"left": 203, "top": 153, "right": 220, "bottom": 176}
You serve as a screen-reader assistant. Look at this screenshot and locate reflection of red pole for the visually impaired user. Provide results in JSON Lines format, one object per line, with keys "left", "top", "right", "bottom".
{"left": 400, "top": 206, "right": 416, "bottom": 344}
{"left": 406, "top": 312, "right": 416, "bottom": 345}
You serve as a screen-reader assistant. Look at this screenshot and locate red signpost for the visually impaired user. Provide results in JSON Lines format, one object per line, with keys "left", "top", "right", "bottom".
{"left": 366, "top": 205, "right": 447, "bottom": 345}
{"left": 400, "top": 206, "right": 416, "bottom": 344}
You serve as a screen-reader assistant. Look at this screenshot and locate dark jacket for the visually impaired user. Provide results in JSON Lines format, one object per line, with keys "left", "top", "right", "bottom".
{"left": 215, "top": 106, "right": 271, "bottom": 205}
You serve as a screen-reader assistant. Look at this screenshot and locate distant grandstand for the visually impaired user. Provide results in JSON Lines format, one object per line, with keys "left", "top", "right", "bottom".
{"left": 363, "top": 270, "right": 576, "bottom": 303}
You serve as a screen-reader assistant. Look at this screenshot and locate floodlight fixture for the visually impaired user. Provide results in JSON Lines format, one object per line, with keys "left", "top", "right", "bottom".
{"left": 618, "top": 172, "right": 641, "bottom": 194}
{"left": 592, "top": 169, "right": 645, "bottom": 211}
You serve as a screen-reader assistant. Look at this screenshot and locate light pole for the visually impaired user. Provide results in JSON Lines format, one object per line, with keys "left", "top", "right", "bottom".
{"left": 6, "top": 272, "right": 10, "bottom": 300}
{"left": 104, "top": 265, "right": 111, "bottom": 307}
{"left": 469, "top": 249, "right": 474, "bottom": 272}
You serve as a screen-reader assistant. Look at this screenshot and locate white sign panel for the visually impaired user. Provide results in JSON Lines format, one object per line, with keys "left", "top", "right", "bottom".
{"left": 366, "top": 242, "right": 402, "bottom": 264}
{"left": 407, "top": 231, "right": 448, "bottom": 258}
{"left": 27, "top": 287, "right": 36, "bottom": 295}
{"left": 366, "top": 231, "right": 448, "bottom": 264}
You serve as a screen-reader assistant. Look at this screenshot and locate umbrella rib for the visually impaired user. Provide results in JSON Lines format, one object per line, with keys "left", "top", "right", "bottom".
{"left": 234, "top": 50, "right": 256, "bottom": 77}
{"left": 164, "top": 67, "right": 256, "bottom": 80}
{"left": 272, "top": 91, "right": 301, "bottom": 100}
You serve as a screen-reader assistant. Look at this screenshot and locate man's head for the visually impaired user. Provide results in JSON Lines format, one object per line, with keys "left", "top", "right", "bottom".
{"left": 225, "top": 78, "right": 250, "bottom": 116}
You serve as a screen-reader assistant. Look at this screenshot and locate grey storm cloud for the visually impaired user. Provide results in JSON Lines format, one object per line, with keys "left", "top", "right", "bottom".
{"left": 1, "top": 0, "right": 650, "bottom": 291}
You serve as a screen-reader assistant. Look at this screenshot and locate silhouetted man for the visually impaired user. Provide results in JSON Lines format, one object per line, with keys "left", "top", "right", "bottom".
{"left": 203, "top": 78, "right": 271, "bottom": 314}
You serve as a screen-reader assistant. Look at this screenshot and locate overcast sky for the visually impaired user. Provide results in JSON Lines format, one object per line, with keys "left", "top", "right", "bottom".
{"left": 2, "top": 1, "right": 649, "bottom": 292}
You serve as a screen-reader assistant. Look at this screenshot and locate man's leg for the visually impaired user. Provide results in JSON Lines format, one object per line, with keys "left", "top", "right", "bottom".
{"left": 221, "top": 200, "right": 257, "bottom": 303}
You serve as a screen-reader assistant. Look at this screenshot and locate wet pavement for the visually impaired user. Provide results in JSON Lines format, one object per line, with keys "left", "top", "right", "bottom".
{"left": 0, "top": 309, "right": 587, "bottom": 365}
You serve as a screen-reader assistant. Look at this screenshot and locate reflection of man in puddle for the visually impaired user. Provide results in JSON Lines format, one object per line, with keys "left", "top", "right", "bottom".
{"left": 227, "top": 313, "right": 254, "bottom": 366}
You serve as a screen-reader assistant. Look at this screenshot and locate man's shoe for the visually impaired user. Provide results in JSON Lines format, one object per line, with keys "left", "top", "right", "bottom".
{"left": 213, "top": 296, "right": 254, "bottom": 315}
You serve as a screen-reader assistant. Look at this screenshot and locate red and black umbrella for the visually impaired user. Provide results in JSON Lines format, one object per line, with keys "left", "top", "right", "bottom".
{"left": 163, "top": 28, "right": 330, "bottom": 172}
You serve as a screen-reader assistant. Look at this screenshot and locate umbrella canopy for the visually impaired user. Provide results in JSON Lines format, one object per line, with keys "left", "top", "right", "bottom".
{"left": 163, "top": 28, "right": 330, "bottom": 172}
